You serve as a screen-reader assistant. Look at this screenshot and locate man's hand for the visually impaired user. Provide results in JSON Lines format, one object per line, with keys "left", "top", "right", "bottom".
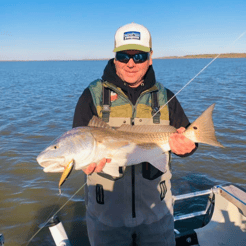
{"left": 169, "top": 127, "right": 196, "bottom": 156}
{"left": 82, "top": 158, "right": 111, "bottom": 175}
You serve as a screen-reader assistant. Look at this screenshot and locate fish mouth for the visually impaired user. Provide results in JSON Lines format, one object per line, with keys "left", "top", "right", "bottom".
{"left": 37, "top": 157, "right": 66, "bottom": 173}
{"left": 43, "top": 164, "right": 65, "bottom": 173}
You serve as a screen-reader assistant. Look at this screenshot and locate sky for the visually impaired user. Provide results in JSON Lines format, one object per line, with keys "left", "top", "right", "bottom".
{"left": 1, "top": 0, "right": 246, "bottom": 61}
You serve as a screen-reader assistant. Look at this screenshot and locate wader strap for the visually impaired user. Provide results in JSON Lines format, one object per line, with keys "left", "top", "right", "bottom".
{"left": 151, "top": 91, "right": 160, "bottom": 124}
{"left": 102, "top": 86, "right": 110, "bottom": 123}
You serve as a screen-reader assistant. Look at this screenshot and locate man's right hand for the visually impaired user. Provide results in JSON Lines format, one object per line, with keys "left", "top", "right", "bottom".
{"left": 82, "top": 158, "right": 111, "bottom": 175}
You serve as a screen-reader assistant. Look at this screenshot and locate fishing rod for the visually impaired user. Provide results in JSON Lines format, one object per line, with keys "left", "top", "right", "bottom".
{"left": 152, "top": 31, "right": 246, "bottom": 119}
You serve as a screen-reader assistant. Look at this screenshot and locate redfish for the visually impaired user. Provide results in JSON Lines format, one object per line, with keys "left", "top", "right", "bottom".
{"left": 37, "top": 104, "right": 223, "bottom": 188}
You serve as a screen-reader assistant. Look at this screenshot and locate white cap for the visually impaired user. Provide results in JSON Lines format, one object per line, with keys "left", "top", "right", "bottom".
{"left": 113, "top": 23, "right": 152, "bottom": 52}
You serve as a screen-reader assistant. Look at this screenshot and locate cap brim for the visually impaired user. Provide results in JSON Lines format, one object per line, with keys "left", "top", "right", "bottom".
{"left": 113, "top": 44, "right": 151, "bottom": 52}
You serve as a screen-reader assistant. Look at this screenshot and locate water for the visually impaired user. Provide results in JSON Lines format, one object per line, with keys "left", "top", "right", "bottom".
{"left": 0, "top": 59, "right": 245, "bottom": 245}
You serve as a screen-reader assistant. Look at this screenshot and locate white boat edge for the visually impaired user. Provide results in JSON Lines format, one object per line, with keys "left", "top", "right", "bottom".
{"left": 174, "top": 184, "right": 246, "bottom": 246}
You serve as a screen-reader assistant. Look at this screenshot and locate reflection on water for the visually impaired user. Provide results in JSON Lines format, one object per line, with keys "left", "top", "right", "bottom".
{"left": 0, "top": 59, "right": 245, "bottom": 245}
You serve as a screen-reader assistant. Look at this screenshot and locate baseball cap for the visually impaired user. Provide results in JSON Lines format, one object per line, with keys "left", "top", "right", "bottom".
{"left": 113, "top": 23, "right": 152, "bottom": 52}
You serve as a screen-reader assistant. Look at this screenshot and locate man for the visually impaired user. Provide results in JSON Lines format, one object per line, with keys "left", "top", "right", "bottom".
{"left": 73, "top": 23, "right": 196, "bottom": 246}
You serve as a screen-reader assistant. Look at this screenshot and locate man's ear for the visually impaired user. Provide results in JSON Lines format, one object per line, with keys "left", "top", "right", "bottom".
{"left": 149, "top": 50, "right": 153, "bottom": 66}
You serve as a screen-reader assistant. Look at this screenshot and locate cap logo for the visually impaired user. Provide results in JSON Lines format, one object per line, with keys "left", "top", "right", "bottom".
{"left": 123, "top": 31, "right": 140, "bottom": 40}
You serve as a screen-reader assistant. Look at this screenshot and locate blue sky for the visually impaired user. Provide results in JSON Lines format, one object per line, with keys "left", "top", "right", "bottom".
{"left": 1, "top": 0, "right": 246, "bottom": 60}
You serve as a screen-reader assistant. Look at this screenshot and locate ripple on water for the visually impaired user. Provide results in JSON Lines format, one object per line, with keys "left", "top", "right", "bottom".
{"left": 0, "top": 59, "right": 245, "bottom": 246}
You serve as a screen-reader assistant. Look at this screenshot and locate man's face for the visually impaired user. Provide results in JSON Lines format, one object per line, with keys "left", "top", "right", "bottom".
{"left": 114, "top": 50, "right": 153, "bottom": 88}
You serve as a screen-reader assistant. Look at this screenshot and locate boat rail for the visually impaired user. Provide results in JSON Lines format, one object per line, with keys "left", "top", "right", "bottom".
{"left": 173, "top": 188, "right": 213, "bottom": 202}
{"left": 173, "top": 188, "right": 215, "bottom": 222}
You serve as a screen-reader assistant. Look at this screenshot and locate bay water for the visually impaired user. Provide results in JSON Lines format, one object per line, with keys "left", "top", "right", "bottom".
{"left": 0, "top": 58, "right": 245, "bottom": 245}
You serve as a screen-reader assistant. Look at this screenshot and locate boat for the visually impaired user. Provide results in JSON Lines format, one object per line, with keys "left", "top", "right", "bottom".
{"left": 174, "top": 184, "right": 246, "bottom": 245}
{"left": 2, "top": 184, "right": 245, "bottom": 246}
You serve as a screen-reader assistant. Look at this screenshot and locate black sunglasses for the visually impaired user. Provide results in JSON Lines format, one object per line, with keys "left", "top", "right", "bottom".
{"left": 115, "top": 52, "right": 150, "bottom": 64}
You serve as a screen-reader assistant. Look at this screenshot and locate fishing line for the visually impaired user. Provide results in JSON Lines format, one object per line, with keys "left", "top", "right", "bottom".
{"left": 26, "top": 194, "right": 63, "bottom": 245}
{"left": 152, "top": 31, "right": 246, "bottom": 119}
{"left": 26, "top": 181, "right": 86, "bottom": 245}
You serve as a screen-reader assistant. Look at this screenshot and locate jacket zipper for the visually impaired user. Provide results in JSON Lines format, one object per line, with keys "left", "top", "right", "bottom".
{"left": 131, "top": 166, "right": 136, "bottom": 218}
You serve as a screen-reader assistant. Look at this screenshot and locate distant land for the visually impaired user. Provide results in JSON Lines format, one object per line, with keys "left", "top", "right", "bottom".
{"left": 155, "top": 53, "right": 246, "bottom": 59}
{"left": 1, "top": 53, "right": 246, "bottom": 62}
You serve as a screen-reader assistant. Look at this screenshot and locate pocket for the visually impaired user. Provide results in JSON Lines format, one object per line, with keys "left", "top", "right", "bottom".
{"left": 142, "top": 162, "right": 164, "bottom": 180}
{"left": 159, "top": 181, "right": 167, "bottom": 201}
{"left": 96, "top": 184, "right": 104, "bottom": 204}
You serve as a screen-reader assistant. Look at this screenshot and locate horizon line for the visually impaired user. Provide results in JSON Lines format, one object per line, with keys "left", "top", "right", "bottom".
{"left": 0, "top": 52, "right": 245, "bottom": 62}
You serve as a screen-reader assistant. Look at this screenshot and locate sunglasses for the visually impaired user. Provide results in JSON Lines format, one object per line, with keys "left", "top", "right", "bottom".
{"left": 115, "top": 52, "right": 150, "bottom": 64}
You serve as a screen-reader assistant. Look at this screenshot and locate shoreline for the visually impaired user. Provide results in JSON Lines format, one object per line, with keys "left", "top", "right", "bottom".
{"left": 156, "top": 53, "right": 246, "bottom": 59}
{"left": 1, "top": 53, "right": 246, "bottom": 62}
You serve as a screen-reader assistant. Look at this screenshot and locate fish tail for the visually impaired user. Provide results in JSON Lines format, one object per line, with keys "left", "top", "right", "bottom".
{"left": 184, "top": 104, "right": 224, "bottom": 148}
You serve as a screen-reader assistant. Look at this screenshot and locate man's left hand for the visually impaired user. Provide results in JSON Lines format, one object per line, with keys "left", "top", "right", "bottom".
{"left": 169, "top": 127, "right": 196, "bottom": 156}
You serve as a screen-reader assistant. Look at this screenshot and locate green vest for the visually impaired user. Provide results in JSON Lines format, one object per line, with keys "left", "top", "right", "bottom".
{"left": 89, "top": 80, "right": 169, "bottom": 127}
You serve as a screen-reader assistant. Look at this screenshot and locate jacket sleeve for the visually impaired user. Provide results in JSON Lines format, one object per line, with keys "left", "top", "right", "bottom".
{"left": 72, "top": 88, "right": 98, "bottom": 128}
{"left": 166, "top": 88, "right": 198, "bottom": 156}
{"left": 166, "top": 88, "right": 190, "bottom": 128}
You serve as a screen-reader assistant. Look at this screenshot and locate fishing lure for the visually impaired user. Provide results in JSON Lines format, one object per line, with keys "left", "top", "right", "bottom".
{"left": 58, "top": 160, "right": 74, "bottom": 194}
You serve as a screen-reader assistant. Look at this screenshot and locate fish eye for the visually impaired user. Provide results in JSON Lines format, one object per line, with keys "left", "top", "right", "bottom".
{"left": 54, "top": 146, "right": 57, "bottom": 149}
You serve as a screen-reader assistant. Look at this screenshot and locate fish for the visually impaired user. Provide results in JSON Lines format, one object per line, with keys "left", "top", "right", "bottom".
{"left": 37, "top": 103, "right": 224, "bottom": 187}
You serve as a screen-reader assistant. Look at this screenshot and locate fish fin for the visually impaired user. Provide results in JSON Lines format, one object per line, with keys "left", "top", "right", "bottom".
{"left": 117, "top": 124, "right": 176, "bottom": 133}
{"left": 185, "top": 104, "right": 224, "bottom": 148}
{"left": 148, "top": 152, "right": 170, "bottom": 173}
{"left": 103, "top": 153, "right": 169, "bottom": 176}
{"left": 102, "top": 161, "right": 123, "bottom": 177}
{"left": 88, "top": 116, "right": 113, "bottom": 130}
